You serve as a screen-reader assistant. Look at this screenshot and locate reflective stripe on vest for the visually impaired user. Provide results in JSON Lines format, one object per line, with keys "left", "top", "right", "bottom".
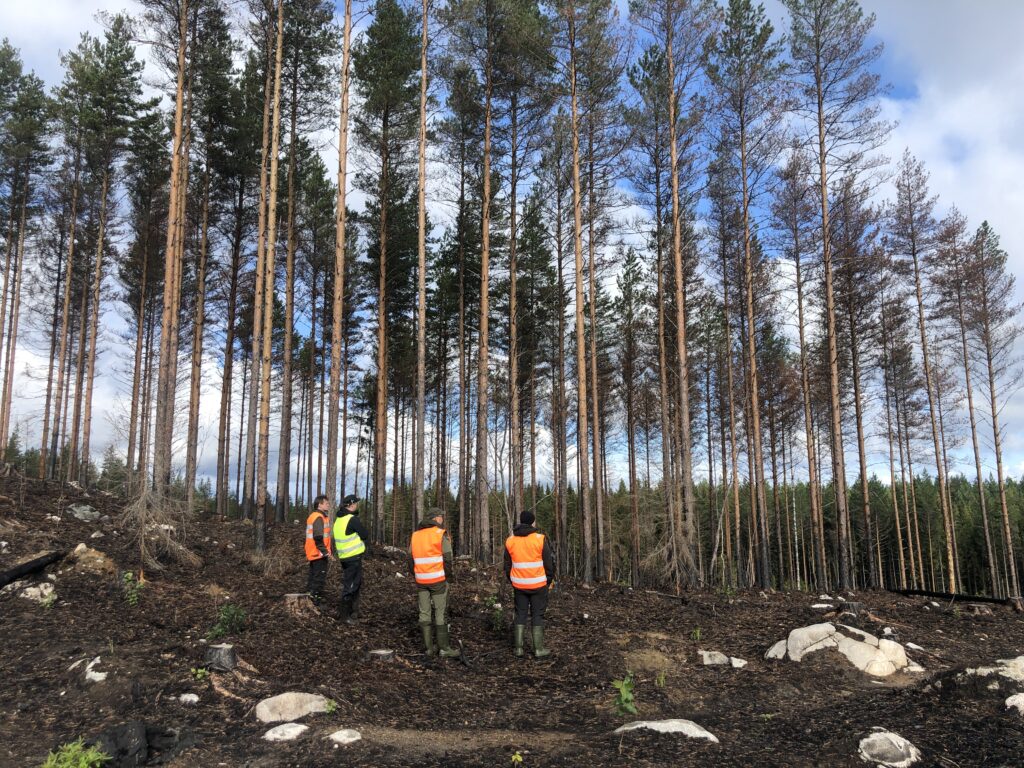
{"left": 410, "top": 526, "right": 446, "bottom": 585}
{"left": 333, "top": 514, "right": 366, "bottom": 559}
{"left": 304, "top": 511, "right": 331, "bottom": 561}
{"left": 506, "top": 532, "right": 547, "bottom": 589}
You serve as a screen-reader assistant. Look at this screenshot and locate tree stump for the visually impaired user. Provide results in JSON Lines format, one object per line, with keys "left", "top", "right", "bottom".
{"left": 367, "top": 649, "right": 395, "bottom": 662}
{"left": 965, "top": 602, "right": 993, "bottom": 617}
{"left": 283, "top": 593, "right": 318, "bottom": 619}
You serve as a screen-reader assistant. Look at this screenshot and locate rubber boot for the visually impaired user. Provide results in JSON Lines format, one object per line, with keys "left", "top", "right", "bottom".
{"left": 532, "top": 625, "right": 550, "bottom": 658}
{"left": 350, "top": 593, "right": 361, "bottom": 621}
{"left": 436, "top": 624, "right": 461, "bottom": 658}
{"left": 513, "top": 625, "right": 525, "bottom": 658}
{"left": 420, "top": 623, "right": 436, "bottom": 656}
{"left": 340, "top": 597, "right": 356, "bottom": 625}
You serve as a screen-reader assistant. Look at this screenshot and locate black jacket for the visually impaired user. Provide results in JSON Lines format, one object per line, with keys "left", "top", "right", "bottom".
{"left": 503, "top": 524, "right": 555, "bottom": 589}
{"left": 336, "top": 510, "right": 369, "bottom": 559}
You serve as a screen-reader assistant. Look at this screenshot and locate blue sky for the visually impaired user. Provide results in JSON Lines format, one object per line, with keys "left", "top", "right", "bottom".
{"left": 3, "top": 0, "right": 1024, "bottom": 489}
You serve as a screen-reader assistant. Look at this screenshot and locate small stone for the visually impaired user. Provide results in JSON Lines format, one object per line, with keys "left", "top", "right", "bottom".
{"left": 256, "top": 692, "right": 330, "bottom": 723}
{"left": 395, "top": 572, "right": 404, "bottom": 578}
{"left": 765, "top": 639, "right": 788, "bottom": 660}
{"left": 19, "top": 582, "right": 55, "bottom": 603}
{"left": 811, "top": 603, "right": 833, "bottom": 610}
{"left": 882, "top": 627, "right": 893, "bottom": 636}
{"left": 906, "top": 664, "right": 925, "bottom": 673}
{"left": 179, "top": 693, "right": 199, "bottom": 705}
{"left": 819, "top": 594, "right": 833, "bottom": 600}
{"left": 91, "top": 531, "right": 104, "bottom": 539}
{"left": 263, "top": 723, "right": 309, "bottom": 742}
{"left": 905, "top": 642, "right": 924, "bottom": 652}
{"left": 614, "top": 719, "right": 718, "bottom": 743}
{"left": 699, "top": 650, "right": 730, "bottom": 666}
{"left": 328, "top": 728, "right": 362, "bottom": 745}
{"left": 857, "top": 729, "right": 920, "bottom": 767}
{"left": 46, "top": 515, "right": 61, "bottom": 522}
{"left": 729, "top": 657, "right": 747, "bottom": 669}
{"left": 0, "top": 540, "right": 9, "bottom": 553}
{"left": 205, "top": 643, "right": 238, "bottom": 672}
{"left": 84, "top": 656, "right": 107, "bottom": 683}
{"left": 68, "top": 504, "right": 100, "bottom": 522}
{"left": 1006, "top": 693, "right": 1024, "bottom": 716}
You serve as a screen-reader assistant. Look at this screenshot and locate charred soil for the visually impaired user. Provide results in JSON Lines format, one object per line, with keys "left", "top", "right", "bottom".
{"left": 1, "top": 477, "right": 1022, "bottom": 767}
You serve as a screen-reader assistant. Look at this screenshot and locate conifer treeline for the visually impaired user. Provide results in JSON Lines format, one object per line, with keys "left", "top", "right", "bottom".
{"left": 0, "top": 0, "right": 1020, "bottom": 597}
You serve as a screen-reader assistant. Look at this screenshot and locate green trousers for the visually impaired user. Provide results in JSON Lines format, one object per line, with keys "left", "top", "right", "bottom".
{"left": 417, "top": 584, "right": 448, "bottom": 625}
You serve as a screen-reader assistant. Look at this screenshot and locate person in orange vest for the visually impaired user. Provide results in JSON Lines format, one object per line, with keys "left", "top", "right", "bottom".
{"left": 408, "top": 508, "right": 460, "bottom": 658}
{"left": 304, "top": 495, "right": 332, "bottom": 606}
{"left": 504, "top": 509, "right": 555, "bottom": 658}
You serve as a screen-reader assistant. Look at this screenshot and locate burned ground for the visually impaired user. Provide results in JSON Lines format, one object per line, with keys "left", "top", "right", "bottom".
{"left": 1, "top": 476, "right": 1022, "bottom": 767}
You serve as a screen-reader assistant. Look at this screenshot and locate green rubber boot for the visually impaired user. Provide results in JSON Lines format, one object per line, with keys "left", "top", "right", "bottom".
{"left": 420, "top": 623, "right": 436, "bottom": 656}
{"left": 513, "top": 625, "right": 525, "bottom": 657}
{"left": 532, "top": 625, "right": 550, "bottom": 658}
{"left": 436, "top": 624, "right": 461, "bottom": 658}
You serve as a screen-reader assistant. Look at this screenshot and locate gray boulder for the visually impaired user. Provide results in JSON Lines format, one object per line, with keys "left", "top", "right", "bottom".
{"left": 68, "top": 504, "right": 100, "bottom": 522}
{"left": 858, "top": 729, "right": 920, "bottom": 767}
{"left": 263, "top": 723, "right": 309, "bottom": 742}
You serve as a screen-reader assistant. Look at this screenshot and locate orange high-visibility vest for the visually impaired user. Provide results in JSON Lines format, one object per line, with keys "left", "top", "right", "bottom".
{"left": 305, "top": 511, "right": 331, "bottom": 561}
{"left": 506, "top": 532, "right": 547, "bottom": 589}
{"left": 410, "top": 526, "right": 446, "bottom": 585}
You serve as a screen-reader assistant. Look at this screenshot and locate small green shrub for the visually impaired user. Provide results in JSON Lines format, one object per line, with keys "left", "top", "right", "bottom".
{"left": 41, "top": 738, "right": 110, "bottom": 768}
{"left": 655, "top": 670, "right": 666, "bottom": 688}
{"left": 122, "top": 571, "right": 145, "bottom": 607}
{"left": 207, "top": 604, "right": 247, "bottom": 640}
{"left": 41, "top": 592, "right": 57, "bottom": 610}
{"left": 611, "top": 671, "right": 637, "bottom": 716}
{"left": 690, "top": 626, "right": 702, "bottom": 643}
{"left": 483, "top": 594, "right": 505, "bottom": 632}
{"left": 325, "top": 699, "right": 338, "bottom": 714}
{"left": 510, "top": 751, "right": 524, "bottom": 766}
{"left": 190, "top": 667, "right": 209, "bottom": 682}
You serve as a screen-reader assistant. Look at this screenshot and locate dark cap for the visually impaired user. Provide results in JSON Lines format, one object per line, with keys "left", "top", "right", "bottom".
{"left": 520, "top": 510, "right": 535, "bottom": 526}
{"left": 343, "top": 494, "right": 360, "bottom": 507}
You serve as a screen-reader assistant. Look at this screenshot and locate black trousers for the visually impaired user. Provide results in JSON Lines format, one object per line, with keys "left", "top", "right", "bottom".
{"left": 306, "top": 557, "right": 328, "bottom": 600}
{"left": 513, "top": 585, "right": 549, "bottom": 627}
{"left": 340, "top": 557, "right": 363, "bottom": 604}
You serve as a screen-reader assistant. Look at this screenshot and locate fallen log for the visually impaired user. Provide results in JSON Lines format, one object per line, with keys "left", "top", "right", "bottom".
{"left": 889, "top": 587, "right": 1016, "bottom": 609}
{"left": 0, "top": 550, "right": 68, "bottom": 589}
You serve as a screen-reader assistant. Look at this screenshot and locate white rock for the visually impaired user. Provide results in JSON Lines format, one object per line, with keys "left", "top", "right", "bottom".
{"left": 905, "top": 642, "right": 924, "bottom": 652}
{"left": 857, "top": 729, "right": 920, "bottom": 767}
{"left": 929, "top": 601, "right": 940, "bottom": 608}
{"left": 255, "top": 692, "right": 330, "bottom": 723}
{"left": 328, "top": 728, "right": 362, "bottom": 745}
{"left": 819, "top": 594, "right": 833, "bottom": 600}
{"left": 966, "top": 656, "right": 1024, "bottom": 684}
{"left": 766, "top": 639, "right": 788, "bottom": 660}
{"left": 700, "top": 650, "right": 730, "bottom": 666}
{"left": 882, "top": 628, "right": 893, "bottom": 636}
{"left": 395, "top": 572, "right": 404, "bottom": 578}
{"left": 906, "top": 664, "right": 926, "bottom": 673}
{"left": 1006, "top": 693, "right": 1024, "bottom": 716}
{"left": 90, "top": 531, "right": 104, "bottom": 539}
{"left": 68, "top": 504, "right": 100, "bottom": 522}
{"left": 179, "top": 693, "right": 199, "bottom": 705}
{"left": 68, "top": 659, "right": 85, "bottom": 672}
{"left": 614, "top": 719, "right": 718, "bottom": 742}
{"left": 811, "top": 603, "right": 833, "bottom": 610}
{"left": 0, "top": 540, "right": 9, "bottom": 553}
{"left": 20, "top": 582, "right": 55, "bottom": 603}
{"left": 263, "top": 723, "right": 309, "bottom": 742}
{"left": 787, "top": 623, "right": 838, "bottom": 661}
{"left": 84, "top": 656, "right": 107, "bottom": 683}
{"left": 768, "top": 623, "right": 909, "bottom": 677}
{"left": 729, "top": 657, "right": 747, "bottom": 669}
{"left": 987, "top": 681, "right": 1001, "bottom": 691}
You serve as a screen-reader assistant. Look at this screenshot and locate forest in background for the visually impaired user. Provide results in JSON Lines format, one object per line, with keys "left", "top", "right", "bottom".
{"left": 0, "top": 0, "right": 1021, "bottom": 599}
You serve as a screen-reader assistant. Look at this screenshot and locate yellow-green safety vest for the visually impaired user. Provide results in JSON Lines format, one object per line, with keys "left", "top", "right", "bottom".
{"left": 333, "top": 514, "right": 366, "bottom": 559}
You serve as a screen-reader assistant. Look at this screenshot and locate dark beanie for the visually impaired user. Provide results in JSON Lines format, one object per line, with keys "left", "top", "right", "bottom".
{"left": 520, "top": 510, "right": 536, "bottom": 526}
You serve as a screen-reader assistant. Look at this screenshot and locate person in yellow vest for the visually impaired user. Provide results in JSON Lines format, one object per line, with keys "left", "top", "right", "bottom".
{"left": 408, "top": 508, "right": 460, "bottom": 658}
{"left": 304, "top": 495, "right": 332, "bottom": 606}
{"left": 333, "top": 494, "right": 369, "bottom": 625}
{"left": 504, "top": 509, "right": 555, "bottom": 658}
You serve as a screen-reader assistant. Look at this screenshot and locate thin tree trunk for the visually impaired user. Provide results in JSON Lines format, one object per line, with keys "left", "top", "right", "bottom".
{"left": 567, "top": 2, "right": 593, "bottom": 582}
{"left": 185, "top": 169, "right": 211, "bottom": 511}
{"left": 413, "top": 0, "right": 428, "bottom": 522}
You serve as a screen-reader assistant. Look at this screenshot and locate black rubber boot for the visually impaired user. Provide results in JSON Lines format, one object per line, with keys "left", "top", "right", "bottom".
{"left": 532, "top": 625, "right": 550, "bottom": 658}
{"left": 513, "top": 625, "right": 525, "bottom": 658}
{"left": 436, "top": 624, "right": 461, "bottom": 658}
{"left": 340, "top": 597, "right": 355, "bottom": 625}
{"left": 420, "top": 623, "right": 436, "bottom": 656}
